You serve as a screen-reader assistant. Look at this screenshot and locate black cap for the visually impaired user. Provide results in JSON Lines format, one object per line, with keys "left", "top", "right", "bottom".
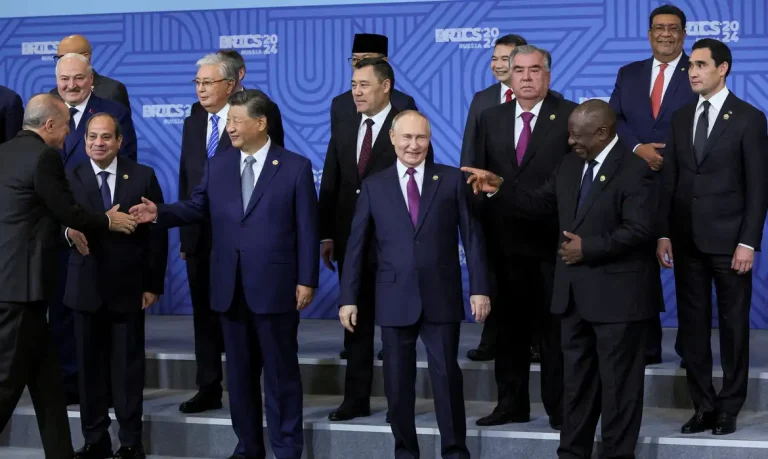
{"left": 352, "top": 33, "right": 388, "bottom": 56}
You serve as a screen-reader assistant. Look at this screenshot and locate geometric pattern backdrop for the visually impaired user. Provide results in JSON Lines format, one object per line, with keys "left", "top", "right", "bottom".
{"left": 1, "top": 0, "right": 767, "bottom": 326}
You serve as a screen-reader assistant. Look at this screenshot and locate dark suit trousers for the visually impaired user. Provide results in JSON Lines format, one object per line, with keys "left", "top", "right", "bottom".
{"left": 494, "top": 255, "right": 562, "bottom": 419}
{"left": 49, "top": 249, "right": 78, "bottom": 396}
{"left": 0, "top": 301, "right": 74, "bottom": 459}
{"left": 557, "top": 305, "right": 647, "bottom": 459}
{"left": 674, "top": 244, "right": 751, "bottom": 416}
{"left": 186, "top": 252, "right": 224, "bottom": 396}
{"left": 221, "top": 278, "right": 303, "bottom": 459}
{"left": 74, "top": 307, "right": 145, "bottom": 447}
{"left": 381, "top": 318, "right": 468, "bottom": 459}
{"left": 340, "top": 262, "right": 376, "bottom": 405}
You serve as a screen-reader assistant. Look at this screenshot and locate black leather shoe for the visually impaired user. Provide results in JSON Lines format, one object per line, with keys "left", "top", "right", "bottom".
{"left": 712, "top": 413, "right": 737, "bottom": 435}
{"left": 339, "top": 348, "right": 348, "bottom": 359}
{"left": 328, "top": 403, "right": 371, "bottom": 421}
{"left": 681, "top": 411, "right": 716, "bottom": 434}
{"left": 113, "top": 446, "right": 146, "bottom": 459}
{"left": 530, "top": 346, "right": 541, "bottom": 364}
{"left": 645, "top": 354, "right": 662, "bottom": 366}
{"left": 74, "top": 443, "right": 112, "bottom": 459}
{"left": 377, "top": 350, "right": 383, "bottom": 360}
{"left": 179, "top": 391, "right": 222, "bottom": 413}
{"left": 476, "top": 408, "right": 529, "bottom": 426}
{"left": 467, "top": 347, "right": 495, "bottom": 361}
{"left": 549, "top": 417, "right": 562, "bottom": 431}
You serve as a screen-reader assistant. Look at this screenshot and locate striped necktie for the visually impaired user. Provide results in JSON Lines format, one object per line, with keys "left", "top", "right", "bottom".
{"left": 207, "top": 114, "right": 219, "bottom": 158}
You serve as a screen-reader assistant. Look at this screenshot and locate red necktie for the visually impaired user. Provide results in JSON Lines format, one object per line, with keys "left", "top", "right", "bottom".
{"left": 358, "top": 118, "right": 374, "bottom": 178}
{"left": 651, "top": 63, "right": 668, "bottom": 118}
{"left": 505, "top": 88, "right": 513, "bottom": 103}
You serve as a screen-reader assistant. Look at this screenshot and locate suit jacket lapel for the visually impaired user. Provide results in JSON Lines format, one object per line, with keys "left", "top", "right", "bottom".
{"left": 572, "top": 146, "right": 623, "bottom": 229}
{"left": 655, "top": 54, "right": 688, "bottom": 123}
{"left": 486, "top": 83, "right": 501, "bottom": 108}
{"left": 64, "top": 98, "right": 95, "bottom": 159}
{"left": 414, "top": 163, "right": 441, "bottom": 234}
{"left": 363, "top": 108, "right": 397, "bottom": 176}
{"left": 388, "top": 166, "right": 414, "bottom": 231}
{"left": 700, "top": 93, "right": 736, "bottom": 163}
{"left": 518, "top": 95, "right": 558, "bottom": 171}
{"left": 641, "top": 58, "right": 655, "bottom": 120}
{"left": 343, "top": 113, "right": 363, "bottom": 185}
{"left": 77, "top": 162, "right": 105, "bottom": 211}
{"left": 218, "top": 129, "right": 233, "bottom": 153}
{"left": 112, "top": 159, "right": 129, "bottom": 211}
{"left": 243, "top": 144, "right": 282, "bottom": 219}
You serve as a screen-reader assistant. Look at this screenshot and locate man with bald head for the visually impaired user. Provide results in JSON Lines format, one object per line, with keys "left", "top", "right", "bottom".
{"left": 340, "top": 110, "right": 490, "bottom": 459}
{"left": 0, "top": 94, "right": 136, "bottom": 459}
{"left": 463, "top": 99, "right": 661, "bottom": 458}
{"left": 49, "top": 34, "right": 131, "bottom": 111}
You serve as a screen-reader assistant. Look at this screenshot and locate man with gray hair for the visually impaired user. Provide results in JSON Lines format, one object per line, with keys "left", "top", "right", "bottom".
{"left": 52, "top": 51, "right": 138, "bottom": 406}
{"left": 176, "top": 52, "right": 238, "bottom": 414}
{"left": 0, "top": 94, "right": 137, "bottom": 459}
{"left": 473, "top": 44, "right": 577, "bottom": 429}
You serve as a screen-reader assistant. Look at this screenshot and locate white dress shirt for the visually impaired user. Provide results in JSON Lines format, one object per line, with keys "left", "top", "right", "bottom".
{"left": 500, "top": 83, "right": 513, "bottom": 104}
{"left": 582, "top": 136, "right": 619, "bottom": 181}
{"left": 66, "top": 92, "right": 92, "bottom": 129}
{"left": 514, "top": 99, "right": 544, "bottom": 148}
{"left": 206, "top": 104, "right": 230, "bottom": 144}
{"left": 65, "top": 156, "right": 118, "bottom": 244}
{"left": 356, "top": 103, "right": 392, "bottom": 162}
{"left": 240, "top": 137, "right": 272, "bottom": 187}
{"left": 693, "top": 86, "right": 730, "bottom": 138}
{"left": 396, "top": 159, "right": 425, "bottom": 210}
{"left": 649, "top": 52, "right": 683, "bottom": 98}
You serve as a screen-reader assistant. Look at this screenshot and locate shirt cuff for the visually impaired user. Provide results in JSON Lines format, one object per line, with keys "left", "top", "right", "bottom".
{"left": 657, "top": 237, "right": 670, "bottom": 241}
{"left": 487, "top": 177, "right": 504, "bottom": 198}
{"left": 633, "top": 144, "right": 641, "bottom": 152}
{"left": 321, "top": 239, "right": 333, "bottom": 243}
{"left": 64, "top": 228, "right": 74, "bottom": 247}
{"left": 738, "top": 243, "right": 754, "bottom": 251}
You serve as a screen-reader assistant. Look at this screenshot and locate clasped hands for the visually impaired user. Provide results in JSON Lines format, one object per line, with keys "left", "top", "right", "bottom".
{"left": 70, "top": 204, "right": 139, "bottom": 253}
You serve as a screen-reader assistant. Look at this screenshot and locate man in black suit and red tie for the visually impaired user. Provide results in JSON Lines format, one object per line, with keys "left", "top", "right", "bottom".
{"left": 176, "top": 52, "right": 237, "bottom": 414}
{"left": 657, "top": 38, "right": 768, "bottom": 436}
{"left": 464, "top": 99, "right": 662, "bottom": 458}
{"left": 472, "top": 45, "right": 576, "bottom": 430}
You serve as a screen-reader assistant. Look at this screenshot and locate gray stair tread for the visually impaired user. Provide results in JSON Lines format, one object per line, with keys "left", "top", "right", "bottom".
{"left": 0, "top": 447, "right": 204, "bottom": 458}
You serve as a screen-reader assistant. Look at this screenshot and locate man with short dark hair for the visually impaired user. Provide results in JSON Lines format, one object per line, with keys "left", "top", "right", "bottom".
{"left": 658, "top": 38, "right": 768, "bottom": 436}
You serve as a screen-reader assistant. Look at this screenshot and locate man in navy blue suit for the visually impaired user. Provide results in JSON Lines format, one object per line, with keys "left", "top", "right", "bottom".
{"left": 339, "top": 110, "right": 490, "bottom": 459}
{"left": 131, "top": 89, "right": 318, "bottom": 459}
{"left": 0, "top": 85, "right": 23, "bottom": 144}
{"left": 609, "top": 4, "right": 696, "bottom": 366}
{"left": 51, "top": 52, "right": 139, "bottom": 404}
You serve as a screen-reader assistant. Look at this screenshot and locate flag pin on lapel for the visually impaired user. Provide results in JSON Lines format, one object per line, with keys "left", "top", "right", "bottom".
{"left": 432, "top": 175, "right": 438, "bottom": 181}
{"left": 549, "top": 114, "right": 556, "bottom": 120}
{"left": 723, "top": 110, "right": 732, "bottom": 120}
{"left": 599, "top": 175, "right": 605, "bottom": 182}
{"left": 123, "top": 174, "right": 129, "bottom": 179}
{"left": 681, "top": 68, "right": 686, "bottom": 71}
{"left": 272, "top": 160, "right": 279, "bottom": 165}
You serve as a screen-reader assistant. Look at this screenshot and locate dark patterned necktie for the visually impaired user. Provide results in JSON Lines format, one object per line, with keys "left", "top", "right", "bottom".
{"left": 693, "top": 100, "right": 711, "bottom": 164}
{"left": 358, "top": 118, "right": 374, "bottom": 178}
{"left": 576, "top": 160, "right": 597, "bottom": 212}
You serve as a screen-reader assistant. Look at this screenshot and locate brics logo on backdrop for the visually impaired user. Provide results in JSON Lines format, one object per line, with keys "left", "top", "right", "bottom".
{"left": 142, "top": 104, "right": 193, "bottom": 125}
{"left": 21, "top": 41, "right": 59, "bottom": 60}
{"left": 435, "top": 27, "right": 500, "bottom": 49}
{"left": 687, "top": 21, "right": 740, "bottom": 43}
{"left": 219, "top": 35, "right": 279, "bottom": 55}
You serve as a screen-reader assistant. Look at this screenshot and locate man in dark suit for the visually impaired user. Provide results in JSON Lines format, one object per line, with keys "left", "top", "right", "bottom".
{"left": 464, "top": 99, "right": 661, "bottom": 459}
{"left": 63, "top": 113, "right": 167, "bottom": 459}
{"left": 51, "top": 52, "right": 139, "bottom": 404}
{"left": 175, "top": 52, "right": 238, "bottom": 414}
{"left": 50, "top": 35, "right": 131, "bottom": 112}
{"left": 460, "top": 33, "right": 527, "bottom": 362}
{"left": 609, "top": 4, "right": 696, "bottom": 365}
{"left": 330, "top": 33, "right": 418, "bottom": 132}
{"left": 657, "top": 39, "right": 768, "bottom": 436}
{"left": 131, "top": 89, "right": 318, "bottom": 459}
{"left": 0, "top": 94, "right": 136, "bottom": 459}
{"left": 473, "top": 45, "right": 576, "bottom": 429}
{"left": 0, "top": 85, "right": 23, "bottom": 144}
{"left": 319, "top": 57, "right": 424, "bottom": 421}
{"left": 340, "top": 110, "right": 490, "bottom": 459}
{"left": 190, "top": 49, "right": 285, "bottom": 147}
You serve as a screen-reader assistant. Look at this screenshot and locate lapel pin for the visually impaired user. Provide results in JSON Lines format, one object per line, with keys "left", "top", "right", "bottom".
{"left": 723, "top": 114, "right": 730, "bottom": 120}
{"left": 599, "top": 175, "right": 605, "bottom": 182}
{"left": 681, "top": 68, "right": 686, "bottom": 71}
{"left": 549, "top": 114, "right": 556, "bottom": 120}
{"left": 123, "top": 174, "right": 129, "bottom": 179}
{"left": 432, "top": 175, "right": 439, "bottom": 181}
{"left": 272, "top": 160, "right": 279, "bottom": 165}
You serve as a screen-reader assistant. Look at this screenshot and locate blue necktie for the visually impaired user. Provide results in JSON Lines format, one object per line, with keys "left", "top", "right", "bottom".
{"left": 98, "top": 170, "right": 112, "bottom": 210}
{"left": 241, "top": 156, "right": 256, "bottom": 212}
{"left": 207, "top": 114, "right": 220, "bottom": 158}
{"left": 68, "top": 107, "right": 78, "bottom": 132}
{"left": 576, "top": 160, "right": 597, "bottom": 212}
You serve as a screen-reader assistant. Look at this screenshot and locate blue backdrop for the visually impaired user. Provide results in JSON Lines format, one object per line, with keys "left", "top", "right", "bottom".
{"left": 1, "top": 0, "right": 767, "bottom": 326}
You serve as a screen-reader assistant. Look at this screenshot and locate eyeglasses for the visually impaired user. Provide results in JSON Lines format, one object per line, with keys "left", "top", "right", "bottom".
{"left": 192, "top": 79, "right": 231, "bottom": 89}
{"left": 651, "top": 24, "right": 682, "bottom": 33}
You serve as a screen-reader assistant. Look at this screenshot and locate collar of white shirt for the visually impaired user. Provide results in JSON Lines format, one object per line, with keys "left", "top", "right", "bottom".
{"left": 590, "top": 135, "right": 619, "bottom": 169}
{"left": 396, "top": 158, "right": 425, "bottom": 179}
{"left": 240, "top": 137, "right": 272, "bottom": 166}
{"left": 90, "top": 156, "right": 118, "bottom": 177}
{"left": 515, "top": 98, "right": 544, "bottom": 119}
{"left": 696, "top": 86, "right": 730, "bottom": 114}
{"left": 361, "top": 102, "right": 392, "bottom": 127}
{"left": 652, "top": 52, "right": 683, "bottom": 71}
{"left": 68, "top": 91, "right": 92, "bottom": 116}
{"left": 208, "top": 104, "right": 230, "bottom": 123}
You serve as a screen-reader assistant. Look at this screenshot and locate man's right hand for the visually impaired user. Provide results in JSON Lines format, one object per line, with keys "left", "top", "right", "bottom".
{"left": 321, "top": 241, "right": 336, "bottom": 272}
{"left": 656, "top": 239, "right": 674, "bottom": 269}
{"left": 129, "top": 198, "right": 158, "bottom": 224}
{"left": 634, "top": 143, "right": 665, "bottom": 171}
{"left": 67, "top": 228, "right": 90, "bottom": 256}
{"left": 460, "top": 167, "right": 503, "bottom": 194}
{"left": 106, "top": 205, "right": 137, "bottom": 234}
{"left": 339, "top": 305, "right": 358, "bottom": 333}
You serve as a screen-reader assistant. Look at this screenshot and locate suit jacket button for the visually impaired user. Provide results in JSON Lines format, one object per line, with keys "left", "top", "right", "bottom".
{"left": 356, "top": 189, "right": 360, "bottom": 194}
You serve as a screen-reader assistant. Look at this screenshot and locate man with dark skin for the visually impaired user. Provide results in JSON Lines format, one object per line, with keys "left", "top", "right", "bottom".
{"left": 463, "top": 100, "right": 660, "bottom": 458}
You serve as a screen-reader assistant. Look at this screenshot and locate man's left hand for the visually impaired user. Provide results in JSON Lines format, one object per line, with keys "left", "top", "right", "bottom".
{"left": 142, "top": 292, "right": 158, "bottom": 309}
{"left": 296, "top": 285, "right": 315, "bottom": 310}
{"left": 559, "top": 231, "right": 584, "bottom": 265}
{"left": 731, "top": 245, "right": 754, "bottom": 275}
{"left": 469, "top": 295, "right": 491, "bottom": 323}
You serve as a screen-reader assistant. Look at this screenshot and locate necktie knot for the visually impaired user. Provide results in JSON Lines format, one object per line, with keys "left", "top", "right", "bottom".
{"left": 586, "top": 159, "right": 597, "bottom": 170}
{"left": 244, "top": 155, "right": 256, "bottom": 166}
{"left": 364, "top": 118, "right": 374, "bottom": 128}
{"left": 701, "top": 100, "right": 711, "bottom": 112}
{"left": 520, "top": 111, "right": 534, "bottom": 124}
{"left": 406, "top": 167, "right": 416, "bottom": 177}
{"left": 659, "top": 62, "right": 669, "bottom": 72}
{"left": 211, "top": 114, "right": 219, "bottom": 125}
{"left": 69, "top": 107, "right": 79, "bottom": 116}
{"left": 505, "top": 88, "right": 513, "bottom": 102}
{"left": 98, "top": 170, "right": 110, "bottom": 180}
